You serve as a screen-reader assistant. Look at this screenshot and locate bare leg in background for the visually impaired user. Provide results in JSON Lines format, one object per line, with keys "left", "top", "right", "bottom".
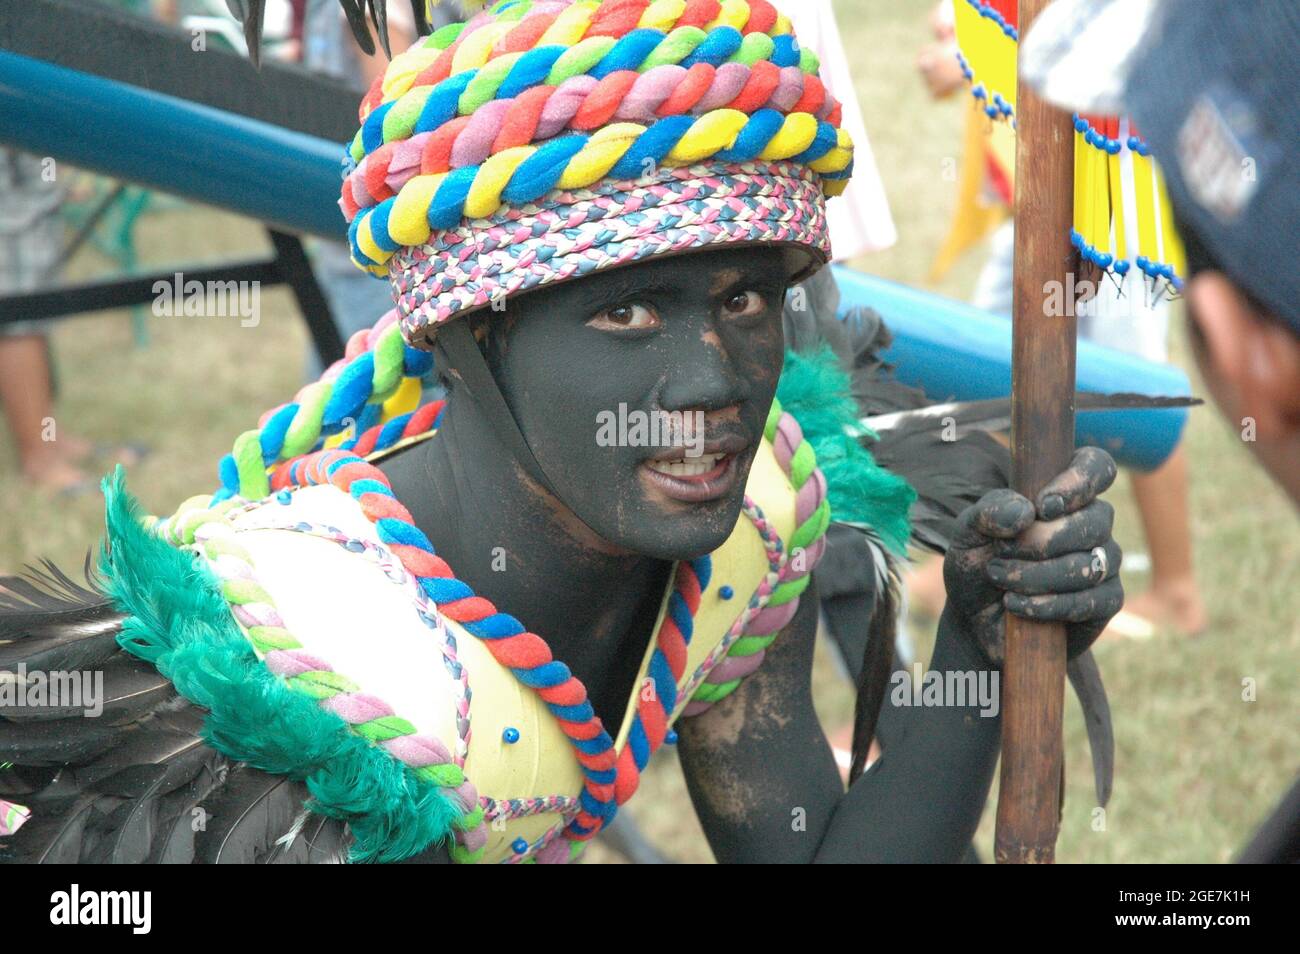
{"left": 1122, "top": 444, "right": 1207, "bottom": 635}
{"left": 0, "top": 334, "right": 89, "bottom": 491}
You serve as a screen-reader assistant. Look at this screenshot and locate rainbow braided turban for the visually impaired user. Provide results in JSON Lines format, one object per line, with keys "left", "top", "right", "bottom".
{"left": 340, "top": 0, "right": 856, "bottom": 346}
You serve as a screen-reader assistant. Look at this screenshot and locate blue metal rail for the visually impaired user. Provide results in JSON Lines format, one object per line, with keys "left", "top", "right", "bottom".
{"left": 0, "top": 48, "right": 1193, "bottom": 469}
{"left": 0, "top": 50, "right": 344, "bottom": 239}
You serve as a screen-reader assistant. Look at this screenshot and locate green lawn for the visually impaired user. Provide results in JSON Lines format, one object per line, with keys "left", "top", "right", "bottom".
{"left": 2, "top": 0, "right": 1295, "bottom": 864}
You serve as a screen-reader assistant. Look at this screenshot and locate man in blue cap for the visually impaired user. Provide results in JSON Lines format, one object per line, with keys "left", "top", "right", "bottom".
{"left": 1023, "top": 0, "right": 1299, "bottom": 862}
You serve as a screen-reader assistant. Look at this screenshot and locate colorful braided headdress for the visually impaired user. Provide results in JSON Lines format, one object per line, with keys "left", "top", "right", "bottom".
{"left": 339, "top": 0, "right": 856, "bottom": 346}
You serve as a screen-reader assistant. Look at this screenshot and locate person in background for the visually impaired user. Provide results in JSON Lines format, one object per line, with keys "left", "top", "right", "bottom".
{"left": 0, "top": 1, "right": 184, "bottom": 495}
{"left": 0, "top": 150, "right": 148, "bottom": 495}
{"left": 783, "top": 0, "right": 897, "bottom": 260}
{"left": 918, "top": 0, "right": 1206, "bottom": 639}
{"left": 0, "top": 148, "right": 87, "bottom": 493}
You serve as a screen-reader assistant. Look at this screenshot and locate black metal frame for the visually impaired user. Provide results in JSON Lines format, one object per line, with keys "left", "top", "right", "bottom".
{"left": 0, "top": 228, "right": 345, "bottom": 367}
{"left": 0, "top": 1, "right": 363, "bottom": 367}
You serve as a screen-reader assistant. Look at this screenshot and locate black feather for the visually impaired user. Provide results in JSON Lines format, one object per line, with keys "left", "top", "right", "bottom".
{"left": 410, "top": 0, "right": 428, "bottom": 36}
{"left": 192, "top": 764, "right": 310, "bottom": 864}
{"left": 0, "top": 629, "right": 122, "bottom": 675}
{"left": 339, "top": 0, "right": 377, "bottom": 54}
{"left": 81, "top": 765, "right": 171, "bottom": 865}
{"left": 3, "top": 792, "right": 101, "bottom": 864}
{"left": 0, "top": 557, "right": 123, "bottom": 672}
{"left": 79, "top": 728, "right": 218, "bottom": 866}
{"left": 864, "top": 392, "right": 1201, "bottom": 443}
{"left": 849, "top": 580, "right": 897, "bottom": 785}
{"left": 1, "top": 656, "right": 172, "bottom": 725}
{"left": 0, "top": 714, "right": 124, "bottom": 768}
{"left": 875, "top": 429, "right": 1010, "bottom": 555}
{"left": 237, "top": 0, "right": 267, "bottom": 67}
{"left": 1067, "top": 651, "right": 1114, "bottom": 807}
{"left": 368, "top": 0, "right": 392, "bottom": 58}
{"left": 0, "top": 556, "right": 119, "bottom": 632}
{"left": 76, "top": 709, "right": 209, "bottom": 792}
{"left": 146, "top": 757, "right": 232, "bottom": 864}
{"left": 0, "top": 555, "right": 109, "bottom": 614}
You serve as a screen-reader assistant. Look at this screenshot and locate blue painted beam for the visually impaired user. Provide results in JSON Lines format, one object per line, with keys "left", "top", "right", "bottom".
{"left": 832, "top": 265, "right": 1194, "bottom": 471}
{"left": 0, "top": 50, "right": 1195, "bottom": 471}
{"left": 0, "top": 50, "right": 344, "bottom": 239}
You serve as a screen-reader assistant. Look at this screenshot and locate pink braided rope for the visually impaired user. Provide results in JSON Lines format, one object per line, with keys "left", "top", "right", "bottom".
{"left": 236, "top": 513, "right": 477, "bottom": 767}
{"left": 484, "top": 795, "right": 580, "bottom": 821}
{"left": 681, "top": 409, "right": 829, "bottom": 714}
{"left": 508, "top": 822, "right": 572, "bottom": 865}
{"left": 677, "top": 495, "right": 785, "bottom": 707}
{"left": 188, "top": 514, "right": 487, "bottom": 856}
{"left": 262, "top": 648, "right": 334, "bottom": 677}
{"left": 479, "top": 797, "right": 581, "bottom": 865}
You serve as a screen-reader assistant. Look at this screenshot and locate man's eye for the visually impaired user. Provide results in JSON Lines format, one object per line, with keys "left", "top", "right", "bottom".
{"left": 587, "top": 302, "right": 660, "bottom": 331}
{"left": 723, "top": 290, "right": 767, "bottom": 318}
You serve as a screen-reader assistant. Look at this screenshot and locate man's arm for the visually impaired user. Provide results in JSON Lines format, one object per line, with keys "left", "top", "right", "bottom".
{"left": 676, "top": 588, "right": 841, "bottom": 864}
{"left": 676, "top": 582, "right": 1002, "bottom": 864}
{"left": 677, "top": 446, "right": 1122, "bottom": 863}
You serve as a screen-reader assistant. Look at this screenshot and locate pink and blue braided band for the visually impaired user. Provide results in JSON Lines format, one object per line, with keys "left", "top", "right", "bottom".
{"left": 391, "top": 158, "right": 828, "bottom": 344}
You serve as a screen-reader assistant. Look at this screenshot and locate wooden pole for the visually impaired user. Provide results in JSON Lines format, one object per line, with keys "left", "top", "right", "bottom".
{"left": 994, "top": 0, "right": 1077, "bottom": 864}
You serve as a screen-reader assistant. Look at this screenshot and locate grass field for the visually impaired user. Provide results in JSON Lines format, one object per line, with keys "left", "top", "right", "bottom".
{"left": 1, "top": 0, "right": 1295, "bottom": 863}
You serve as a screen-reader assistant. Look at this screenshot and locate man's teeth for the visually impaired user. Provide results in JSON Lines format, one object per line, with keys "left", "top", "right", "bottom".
{"left": 646, "top": 453, "right": 725, "bottom": 478}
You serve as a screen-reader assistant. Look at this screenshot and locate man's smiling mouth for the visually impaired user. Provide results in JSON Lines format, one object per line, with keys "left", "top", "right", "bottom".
{"left": 645, "top": 452, "right": 728, "bottom": 479}
{"left": 640, "top": 453, "right": 738, "bottom": 502}
{"left": 639, "top": 434, "right": 750, "bottom": 503}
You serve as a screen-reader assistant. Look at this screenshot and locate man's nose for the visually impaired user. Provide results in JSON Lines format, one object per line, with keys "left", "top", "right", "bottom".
{"left": 657, "top": 327, "right": 745, "bottom": 413}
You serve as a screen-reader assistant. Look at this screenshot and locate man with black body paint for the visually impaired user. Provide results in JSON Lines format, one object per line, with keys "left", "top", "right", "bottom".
{"left": 381, "top": 245, "right": 1122, "bottom": 863}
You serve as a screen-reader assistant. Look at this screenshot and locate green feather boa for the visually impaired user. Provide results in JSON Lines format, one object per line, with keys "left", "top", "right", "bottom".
{"left": 98, "top": 469, "right": 464, "bottom": 863}
{"left": 776, "top": 346, "right": 917, "bottom": 556}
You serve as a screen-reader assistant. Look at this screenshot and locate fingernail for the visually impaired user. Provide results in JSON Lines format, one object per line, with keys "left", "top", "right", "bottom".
{"left": 1041, "top": 494, "right": 1063, "bottom": 519}
{"left": 987, "top": 561, "right": 1005, "bottom": 581}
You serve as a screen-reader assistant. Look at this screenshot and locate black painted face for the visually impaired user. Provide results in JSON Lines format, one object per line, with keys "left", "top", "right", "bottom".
{"left": 482, "top": 246, "right": 791, "bottom": 561}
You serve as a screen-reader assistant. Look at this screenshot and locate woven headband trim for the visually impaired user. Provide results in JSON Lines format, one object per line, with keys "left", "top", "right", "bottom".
{"left": 391, "top": 159, "right": 828, "bottom": 344}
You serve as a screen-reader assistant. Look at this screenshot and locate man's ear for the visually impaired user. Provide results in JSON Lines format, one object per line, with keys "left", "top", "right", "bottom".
{"left": 1187, "top": 271, "right": 1300, "bottom": 440}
